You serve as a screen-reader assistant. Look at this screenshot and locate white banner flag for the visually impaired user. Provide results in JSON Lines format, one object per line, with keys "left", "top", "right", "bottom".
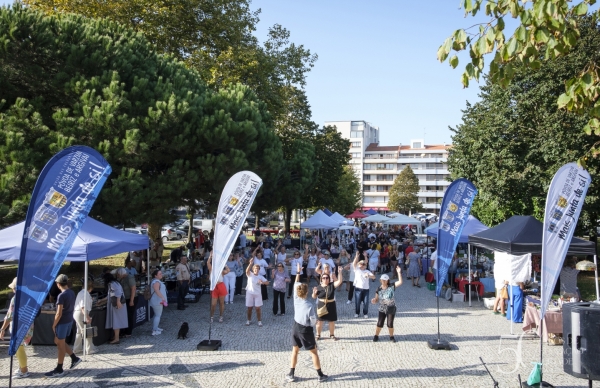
{"left": 540, "top": 163, "right": 591, "bottom": 320}
{"left": 211, "top": 171, "right": 262, "bottom": 290}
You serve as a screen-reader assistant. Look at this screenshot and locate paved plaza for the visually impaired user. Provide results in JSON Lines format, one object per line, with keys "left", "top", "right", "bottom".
{"left": 0, "top": 275, "right": 591, "bottom": 388}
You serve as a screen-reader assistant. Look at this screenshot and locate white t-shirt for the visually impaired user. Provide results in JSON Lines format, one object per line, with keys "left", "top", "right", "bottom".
{"left": 253, "top": 257, "right": 268, "bottom": 276}
{"left": 369, "top": 249, "right": 380, "bottom": 263}
{"left": 307, "top": 254, "right": 318, "bottom": 269}
{"left": 353, "top": 268, "right": 373, "bottom": 289}
{"left": 74, "top": 289, "right": 92, "bottom": 315}
{"left": 246, "top": 273, "right": 266, "bottom": 295}
{"left": 290, "top": 258, "right": 304, "bottom": 275}
{"left": 319, "top": 257, "right": 336, "bottom": 269}
{"left": 276, "top": 252, "right": 287, "bottom": 265}
{"left": 431, "top": 251, "right": 438, "bottom": 271}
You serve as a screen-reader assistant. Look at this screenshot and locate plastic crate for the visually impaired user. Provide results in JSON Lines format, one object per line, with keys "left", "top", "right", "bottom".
{"left": 426, "top": 282, "right": 436, "bottom": 291}
{"left": 452, "top": 292, "right": 465, "bottom": 302}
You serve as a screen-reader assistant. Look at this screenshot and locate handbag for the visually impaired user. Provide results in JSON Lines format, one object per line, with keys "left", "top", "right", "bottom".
{"left": 85, "top": 326, "right": 98, "bottom": 338}
{"left": 500, "top": 285, "right": 509, "bottom": 299}
{"left": 111, "top": 295, "right": 126, "bottom": 307}
{"left": 317, "top": 287, "right": 329, "bottom": 318}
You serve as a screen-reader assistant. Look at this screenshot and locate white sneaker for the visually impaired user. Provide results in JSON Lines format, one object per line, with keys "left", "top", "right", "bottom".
{"left": 152, "top": 330, "right": 161, "bottom": 336}
{"left": 364, "top": 314, "right": 368, "bottom": 318}
{"left": 346, "top": 300, "right": 352, "bottom": 305}
{"left": 246, "top": 320, "right": 250, "bottom": 326}
{"left": 225, "top": 301, "right": 229, "bottom": 305}
{"left": 354, "top": 314, "right": 359, "bottom": 318}
{"left": 157, "top": 328, "right": 164, "bottom": 332}
{"left": 13, "top": 369, "right": 29, "bottom": 379}
{"left": 258, "top": 321, "right": 263, "bottom": 327}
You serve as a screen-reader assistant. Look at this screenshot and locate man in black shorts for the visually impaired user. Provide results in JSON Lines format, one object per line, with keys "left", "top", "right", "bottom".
{"left": 287, "top": 264, "right": 328, "bottom": 383}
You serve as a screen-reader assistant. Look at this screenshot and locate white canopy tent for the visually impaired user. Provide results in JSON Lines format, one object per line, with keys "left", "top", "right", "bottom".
{"left": 383, "top": 214, "right": 422, "bottom": 234}
{"left": 363, "top": 214, "right": 391, "bottom": 223}
{"left": 300, "top": 210, "right": 339, "bottom": 230}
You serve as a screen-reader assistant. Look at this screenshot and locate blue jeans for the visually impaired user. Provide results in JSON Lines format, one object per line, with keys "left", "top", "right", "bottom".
{"left": 150, "top": 303, "right": 163, "bottom": 331}
{"left": 354, "top": 288, "right": 369, "bottom": 315}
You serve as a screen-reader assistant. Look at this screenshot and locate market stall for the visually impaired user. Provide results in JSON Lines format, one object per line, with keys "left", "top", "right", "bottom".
{"left": 0, "top": 217, "right": 150, "bottom": 352}
{"left": 522, "top": 304, "right": 563, "bottom": 342}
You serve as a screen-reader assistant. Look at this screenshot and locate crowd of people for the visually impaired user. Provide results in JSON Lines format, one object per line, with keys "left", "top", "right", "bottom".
{"left": 2, "top": 222, "right": 437, "bottom": 383}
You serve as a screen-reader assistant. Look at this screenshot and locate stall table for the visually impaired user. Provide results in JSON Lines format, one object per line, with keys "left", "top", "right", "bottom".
{"left": 478, "top": 277, "right": 495, "bottom": 293}
{"left": 522, "top": 305, "right": 563, "bottom": 342}
{"left": 457, "top": 280, "right": 484, "bottom": 298}
{"left": 32, "top": 308, "right": 111, "bottom": 346}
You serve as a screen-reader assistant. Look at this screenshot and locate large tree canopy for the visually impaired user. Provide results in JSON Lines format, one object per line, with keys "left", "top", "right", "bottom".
{"left": 0, "top": 5, "right": 282, "bottom": 228}
{"left": 24, "top": 0, "right": 260, "bottom": 61}
{"left": 439, "top": 1, "right": 600, "bottom": 151}
{"left": 448, "top": 19, "right": 600, "bottom": 235}
{"left": 387, "top": 166, "right": 422, "bottom": 214}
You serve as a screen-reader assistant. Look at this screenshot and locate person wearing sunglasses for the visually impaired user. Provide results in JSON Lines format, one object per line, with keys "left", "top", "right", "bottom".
{"left": 272, "top": 263, "right": 290, "bottom": 316}
{"left": 286, "top": 250, "right": 304, "bottom": 298}
{"left": 311, "top": 266, "right": 343, "bottom": 340}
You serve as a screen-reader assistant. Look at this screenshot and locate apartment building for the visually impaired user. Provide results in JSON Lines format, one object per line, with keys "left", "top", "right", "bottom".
{"left": 325, "top": 120, "right": 450, "bottom": 213}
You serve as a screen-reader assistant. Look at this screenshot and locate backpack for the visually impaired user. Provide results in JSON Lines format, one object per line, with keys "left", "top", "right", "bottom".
{"left": 144, "top": 280, "right": 155, "bottom": 301}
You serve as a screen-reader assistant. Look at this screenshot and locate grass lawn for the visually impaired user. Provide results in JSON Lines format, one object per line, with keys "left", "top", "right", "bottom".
{"left": 0, "top": 241, "right": 182, "bottom": 308}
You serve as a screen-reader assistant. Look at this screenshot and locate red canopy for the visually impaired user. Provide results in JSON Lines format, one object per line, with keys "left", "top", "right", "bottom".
{"left": 346, "top": 210, "right": 367, "bottom": 218}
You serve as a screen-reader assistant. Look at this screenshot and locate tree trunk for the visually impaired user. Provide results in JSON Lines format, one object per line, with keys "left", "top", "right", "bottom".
{"left": 284, "top": 207, "right": 292, "bottom": 233}
{"left": 148, "top": 222, "right": 161, "bottom": 242}
{"left": 187, "top": 207, "right": 194, "bottom": 241}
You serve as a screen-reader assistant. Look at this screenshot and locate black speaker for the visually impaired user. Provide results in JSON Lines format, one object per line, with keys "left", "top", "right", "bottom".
{"left": 563, "top": 302, "right": 600, "bottom": 380}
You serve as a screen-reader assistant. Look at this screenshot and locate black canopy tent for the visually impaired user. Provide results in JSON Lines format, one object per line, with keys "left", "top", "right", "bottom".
{"left": 468, "top": 215, "right": 596, "bottom": 256}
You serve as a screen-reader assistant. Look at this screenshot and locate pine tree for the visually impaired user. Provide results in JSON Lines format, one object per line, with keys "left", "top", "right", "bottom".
{"left": 387, "top": 166, "right": 422, "bottom": 214}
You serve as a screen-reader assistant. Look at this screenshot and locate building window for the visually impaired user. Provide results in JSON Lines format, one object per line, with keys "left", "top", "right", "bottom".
{"left": 350, "top": 152, "right": 361, "bottom": 158}
{"left": 412, "top": 141, "right": 422, "bottom": 149}
{"left": 376, "top": 185, "right": 388, "bottom": 192}
{"left": 425, "top": 174, "right": 449, "bottom": 180}
{"left": 426, "top": 163, "right": 442, "bottom": 169}
{"left": 350, "top": 131, "right": 362, "bottom": 138}
{"left": 363, "top": 185, "right": 371, "bottom": 192}
{"left": 351, "top": 141, "right": 361, "bottom": 147}
{"left": 363, "top": 174, "right": 371, "bottom": 181}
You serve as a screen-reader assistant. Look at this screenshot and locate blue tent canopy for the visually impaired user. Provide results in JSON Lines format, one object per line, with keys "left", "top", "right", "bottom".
{"left": 365, "top": 208, "right": 378, "bottom": 215}
{"left": 322, "top": 208, "right": 333, "bottom": 216}
{"left": 425, "top": 215, "right": 488, "bottom": 243}
{"left": 0, "top": 217, "right": 149, "bottom": 262}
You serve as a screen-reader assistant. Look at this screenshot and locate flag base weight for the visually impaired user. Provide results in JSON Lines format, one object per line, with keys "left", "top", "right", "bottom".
{"left": 521, "top": 381, "right": 554, "bottom": 387}
{"left": 427, "top": 339, "right": 451, "bottom": 350}
{"left": 196, "top": 339, "right": 221, "bottom": 351}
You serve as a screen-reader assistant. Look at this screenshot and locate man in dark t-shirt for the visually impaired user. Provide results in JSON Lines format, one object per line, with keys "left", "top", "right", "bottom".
{"left": 45, "top": 274, "right": 81, "bottom": 377}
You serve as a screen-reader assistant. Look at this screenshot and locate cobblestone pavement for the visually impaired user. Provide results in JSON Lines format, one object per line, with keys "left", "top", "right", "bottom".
{"left": 0, "top": 273, "right": 591, "bottom": 387}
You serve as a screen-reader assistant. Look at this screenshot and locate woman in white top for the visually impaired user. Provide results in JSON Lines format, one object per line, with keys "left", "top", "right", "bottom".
{"left": 245, "top": 257, "right": 269, "bottom": 326}
{"left": 286, "top": 250, "right": 304, "bottom": 298}
{"left": 368, "top": 244, "right": 380, "bottom": 275}
{"left": 252, "top": 247, "right": 270, "bottom": 300}
{"left": 304, "top": 246, "right": 319, "bottom": 284}
{"left": 224, "top": 253, "right": 239, "bottom": 305}
{"left": 275, "top": 241, "right": 288, "bottom": 267}
{"left": 73, "top": 277, "right": 98, "bottom": 355}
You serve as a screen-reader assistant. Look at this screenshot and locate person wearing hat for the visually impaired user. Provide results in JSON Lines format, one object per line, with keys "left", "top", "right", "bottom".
{"left": 46, "top": 274, "right": 82, "bottom": 377}
{"left": 371, "top": 267, "right": 403, "bottom": 342}
{"left": 316, "top": 249, "right": 336, "bottom": 277}
{"left": 0, "top": 277, "right": 35, "bottom": 378}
